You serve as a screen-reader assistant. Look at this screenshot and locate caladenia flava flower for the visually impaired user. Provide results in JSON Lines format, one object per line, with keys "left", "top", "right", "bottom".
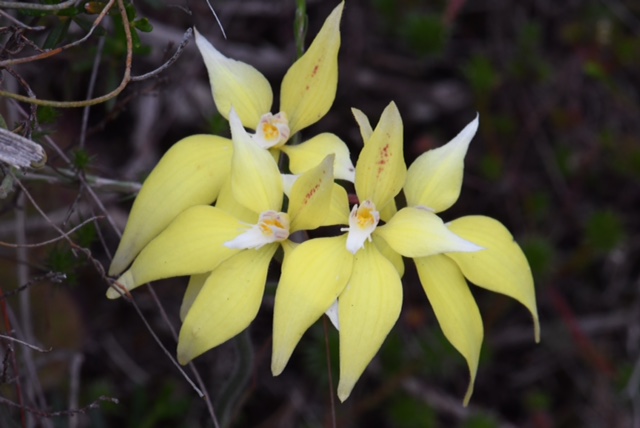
{"left": 271, "top": 101, "right": 484, "bottom": 402}
{"left": 107, "top": 108, "right": 343, "bottom": 364}
{"left": 402, "top": 117, "right": 541, "bottom": 405}
{"left": 194, "top": 1, "right": 355, "bottom": 182}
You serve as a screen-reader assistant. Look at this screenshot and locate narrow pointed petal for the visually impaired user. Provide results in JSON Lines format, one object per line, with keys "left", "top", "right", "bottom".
{"left": 322, "top": 183, "right": 350, "bottom": 226}
{"left": 272, "top": 236, "right": 353, "bottom": 376}
{"left": 415, "top": 254, "right": 483, "bottom": 406}
{"left": 337, "top": 243, "right": 402, "bottom": 402}
{"left": 404, "top": 115, "right": 478, "bottom": 212}
{"left": 375, "top": 207, "right": 482, "bottom": 258}
{"left": 447, "top": 216, "right": 540, "bottom": 342}
{"left": 351, "top": 107, "right": 372, "bottom": 143}
{"left": 355, "top": 102, "right": 406, "bottom": 207}
{"left": 178, "top": 245, "right": 277, "bottom": 364}
{"left": 283, "top": 174, "right": 349, "bottom": 226}
{"left": 280, "top": 2, "right": 344, "bottom": 134}
{"left": 374, "top": 236, "right": 404, "bottom": 277}
{"left": 180, "top": 273, "right": 210, "bottom": 322}
{"left": 281, "top": 132, "right": 355, "bottom": 182}
{"left": 288, "top": 155, "right": 335, "bottom": 232}
{"left": 106, "top": 206, "right": 241, "bottom": 298}
{"left": 229, "top": 109, "right": 283, "bottom": 213}
{"left": 109, "top": 135, "right": 232, "bottom": 276}
{"left": 195, "top": 29, "right": 272, "bottom": 127}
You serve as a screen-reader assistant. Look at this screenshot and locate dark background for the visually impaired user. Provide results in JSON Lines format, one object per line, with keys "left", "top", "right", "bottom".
{"left": 1, "top": 0, "right": 639, "bottom": 426}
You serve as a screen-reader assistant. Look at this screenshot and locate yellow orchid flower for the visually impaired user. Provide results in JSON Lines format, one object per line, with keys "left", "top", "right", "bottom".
{"left": 122, "top": 108, "right": 339, "bottom": 364}
{"left": 108, "top": 135, "right": 233, "bottom": 277}
{"left": 402, "top": 116, "right": 540, "bottom": 405}
{"left": 271, "top": 102, "right": 482, "bottom": 402}
{"left": 194, "top": 1, "right": 355, "bottom": 181}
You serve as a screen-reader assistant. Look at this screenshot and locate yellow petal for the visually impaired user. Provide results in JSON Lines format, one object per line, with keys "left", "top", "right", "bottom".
{"left": 272, "top": 236, "right": 353, "bottom": 376}
{"left": 281, "top": 132, "right": 355, "bottom": 182}
{"left": 215, "top": 178, "right": 257, "bottom": 224}
{"left": 177, "top": 245, "right": 277, "bottom": 364}
{"left": 229, "top": 109, "right": 283, "bottom": 213}
{"left": 195, "top": 29, "right": 272, "bottom": 127}
{"left": 355, "top": 102, "right": 406, "bottom": 207}
{"left": 447, "top": 216, "right": 540, "bottom": 343}
{"left": 379, "top": 198, "right": 397, "bottom": 223}
{"left": 280, "top": 2, "right": 344, "bottom": 134}
{"left": 322, "top": 183, "right": 350, "bottom": 226}
{"left": 374, "top": 236, "right": 404, "bottom": 277}
{"left": 351, "top": 107, "right": 372, "bottom": 142}
{"left": 375, "top": 207, "right": 482, "bottom": 258}
{"left": 404, "top": 115, "right": 478, "bottom": 212}
{"left": 288, "top": 155, "right": 335, "bottom": 232}
{"left": 109, "top": 135, "right": 232, "bottom": 276}
{"left": 106, "top": 206, "right": 241, "bottom": 298}
{"left": 337, "top": 242, "right": 402, "bottom": 402}
{"left": 180, "top": 273, "right": 210, "bottom": 322}
{"left": 415, "top": 254, "right": 483, "bottom": 406}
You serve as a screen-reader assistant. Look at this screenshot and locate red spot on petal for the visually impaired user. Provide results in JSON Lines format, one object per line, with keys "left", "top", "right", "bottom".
{"left": 303, "top": 181, "right": 322, "bottom": 205}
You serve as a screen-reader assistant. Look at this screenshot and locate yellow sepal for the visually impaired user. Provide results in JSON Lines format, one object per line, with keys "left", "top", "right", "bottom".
{"left": 229, "top": 109, "right": 283, "bottom": 213}
{"left": 195, "top": 29, "right": 272, "bottom": 128}
{"left": 180, "top": 273, "right": 210, "bottom": 322}
{"left": 351, "top": 107, "right": 372, "bottom": 142}
{"left": 288, "top": 155, "right": 335, "bottom": 232}
{"left": 281, "top": 132, "right": 355, "bottom": 182}
{"left": 106, "top": 206, "right": 241, "bottom": 298}
{"left": 177, "top": 244, "right": 277, "bottom": 364}
{"left": 375, "top": 207, "right": 482, "bottom": 258}
{"left": 447, "top": 216, "right": 540, "bottom": 343}
{"left": 272, "top": 236, "right": 352, "bottom": 376}
{"left": 337, "top": 242, "right": 402, "bottom": 402}
{"left": 415, "top": 254, "right": 483, "bottom": 406}
{"left": 404, "top": 115, "right": 478, "bottom": 212}
{"left": 280, "top": 2, "right": 344, "bottom": 134}
{"left": 109, "top": 135, "right": 232, "bottom": 276}
{"left": 354, "top": 102, "right": 406, "bottom": 207}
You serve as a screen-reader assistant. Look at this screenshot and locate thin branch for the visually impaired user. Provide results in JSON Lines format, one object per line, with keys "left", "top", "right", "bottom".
{"left": 0, "top": 272, "right": 67, "bottom": 300}
{"left": 0, "top": 0, "right": 114, "bottom": 68}
{"left": 0, "top": 395, "right": 119, "bottom": 418}
{"left": 107, "top": 281, "right": 206, "bottom": 398}
{"left": 68, "top": 354, "right": 84, "bottom": 428}
{"left": 0, "top": 0, "right": 79, "bottom": 11}
{"left": 80, "top": 35, "right": 107, "bottom": 148}
{"left": 130, "top": 28, "right": 193, "bottom": 82}
{"left": 204, "top": 0, "right": 227, "bottom": 39}
{"left": 0, "top": 216, "right": 101, "bottom": 248}
{"left": 0, "top": 9, "right": 46, "bottom": 30}
{"left": 22, "top": 168, "right": 142, "bottom": 194}
{"left": 146, "top": 285, "right": 221, "bottom": 428}
{"left": 0, "top": 334, "right": 52, "bottom": 352}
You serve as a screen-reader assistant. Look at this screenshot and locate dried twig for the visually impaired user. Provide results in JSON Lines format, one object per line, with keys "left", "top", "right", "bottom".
{"left": 0, "top": 0, "right": 79, "bottom": 11}
{"left": 0, "top": 334, "right": 52, "bottom": 352}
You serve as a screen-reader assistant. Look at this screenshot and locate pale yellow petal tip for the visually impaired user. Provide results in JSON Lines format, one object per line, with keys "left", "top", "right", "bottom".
{"left": 106, "top": 270, "right": 135, "bottom": 299}
{"left": 176, "top": 346, "right": 192, "bottom": 366}
{"left": 108, "top": 254, "right": 128, "bottom": 277}
{"left": 337, "top": 379, "right": 354, "bottom": 403}
{"left": 534, "top": 315, "right": 541, "bottom": 343}
{"left": 270, "top": 354, "right": 287, "bottom": 377}
{"left": 462, "top": 379, "right": 475, "bottom": 407}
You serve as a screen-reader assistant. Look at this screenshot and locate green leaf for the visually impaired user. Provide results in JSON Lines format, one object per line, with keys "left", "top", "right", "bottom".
{"left": 43, "top": 17, "right": 71, "bottom": 49}
{"left": 133, "top": 17, "right": 153, "bottom": 33}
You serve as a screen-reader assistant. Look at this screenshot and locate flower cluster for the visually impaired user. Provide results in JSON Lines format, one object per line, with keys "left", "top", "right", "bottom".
{"left": 107, "top": 2, "right": 539, "bottom": 404}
